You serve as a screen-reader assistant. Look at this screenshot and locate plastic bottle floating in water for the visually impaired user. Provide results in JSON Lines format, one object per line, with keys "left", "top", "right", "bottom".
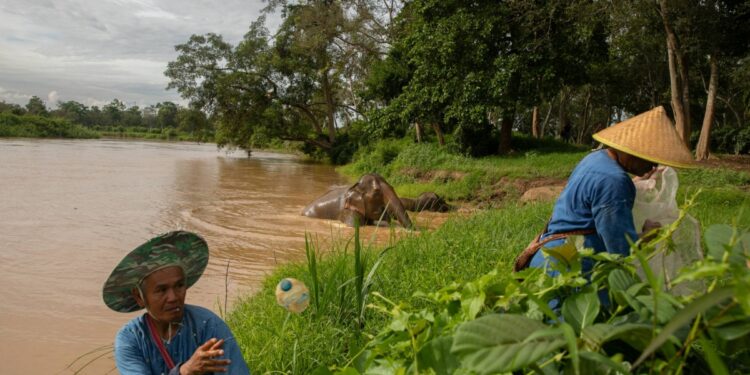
{"left": 275, "top": 278, "right": 310, "bottom": 313}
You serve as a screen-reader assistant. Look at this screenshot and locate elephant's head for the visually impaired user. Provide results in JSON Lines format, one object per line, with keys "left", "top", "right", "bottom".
{"left": 344, "top": 174, "right": 413, "bottom": 229}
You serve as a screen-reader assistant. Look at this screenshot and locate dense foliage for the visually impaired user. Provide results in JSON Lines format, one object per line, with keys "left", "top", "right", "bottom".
{"left": 163, "top": 0, "right": 749, "bottom": 162}
{"left": 0, "top": 112, "right": 98, "bottom": 139}
{"left": 326, "top": 218, "right": 750, "bottom": 374}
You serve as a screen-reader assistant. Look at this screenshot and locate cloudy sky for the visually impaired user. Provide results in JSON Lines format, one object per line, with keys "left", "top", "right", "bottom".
{"left": 0, "top": 0, "right": 278, "bottom": 109}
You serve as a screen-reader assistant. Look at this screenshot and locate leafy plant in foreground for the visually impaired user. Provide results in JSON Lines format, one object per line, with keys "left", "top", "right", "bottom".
{"left": 321, "top": 213, "right": 750, "bottom": 374}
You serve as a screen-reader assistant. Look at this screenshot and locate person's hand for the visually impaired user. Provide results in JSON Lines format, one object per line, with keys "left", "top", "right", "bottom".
{"left": 179, "top": 338, "right": 231, "bottom": 375}
{"left": 633, "top": 166, "right": 664, "bottom": 182}
{"left": 640, "top": 219, "right": 662, "bottom": 242}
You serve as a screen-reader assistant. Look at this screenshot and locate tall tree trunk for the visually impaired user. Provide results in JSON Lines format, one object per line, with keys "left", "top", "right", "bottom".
{"left": 660, "top": 0, "right": 690, "bottom": 145}
{"left": 558, "top": 92, "right": 569, "bottom": 140}
{"left": 696, "top": 55, "right": 718, "bottom": 161}
{"left": 321, "top": 70, "right": 337, "bottom": 143}
{"left": 432, "top": 123, "right": 445, "bottom": 146}
{"left": 666, "top": 37, "right": 688, "bottom": 143}
{"left": 531, "top": 106, "right": 540, "bottom": 138}
{"left": 414, "top": 122, "right": 422, "bottom": 143}
{"left": 541, "top": 103, "right": 552, "bottom": 138}
{"left": 498, "top": 112, "right": 514, "bottom": 154}
{"left": 578, "top": 89, "right": 592, "bottom": 144}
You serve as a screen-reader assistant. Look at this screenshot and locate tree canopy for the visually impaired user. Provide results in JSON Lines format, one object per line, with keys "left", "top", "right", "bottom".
{"left": 163, "top": 0, "right": 750, "bottom": 162}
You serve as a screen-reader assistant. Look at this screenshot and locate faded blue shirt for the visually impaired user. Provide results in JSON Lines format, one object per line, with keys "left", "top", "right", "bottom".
{"left": 114, "top": 304, "right": 250, "bottom": 375}
{"left": 529, "top": 149, "right": 638, "bottom": 276}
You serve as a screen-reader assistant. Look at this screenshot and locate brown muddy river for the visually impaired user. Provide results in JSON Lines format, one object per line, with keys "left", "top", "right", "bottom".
{"left": 0, "top": 139, "right": 447, "bottom": 374}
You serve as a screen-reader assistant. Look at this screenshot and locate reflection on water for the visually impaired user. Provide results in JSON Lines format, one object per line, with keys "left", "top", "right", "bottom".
{"left": 0, "top": 138, "right": 449, "bottom": 374}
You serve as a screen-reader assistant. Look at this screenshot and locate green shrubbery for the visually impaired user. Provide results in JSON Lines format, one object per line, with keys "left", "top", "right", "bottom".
{"left": 0, "top": 112, "right": 99, "bottom": 139}
{"left": 325, "top": 208, "right": 750, "bottom": 374}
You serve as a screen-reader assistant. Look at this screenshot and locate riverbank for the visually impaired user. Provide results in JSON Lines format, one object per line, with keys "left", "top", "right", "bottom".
{"left": 227, "top": 138, "right": 750, "bottom": 373}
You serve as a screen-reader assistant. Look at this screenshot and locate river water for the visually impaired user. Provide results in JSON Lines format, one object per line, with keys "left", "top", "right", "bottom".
{"left": 0, "top": 138, "right": 392, "bottom": 374}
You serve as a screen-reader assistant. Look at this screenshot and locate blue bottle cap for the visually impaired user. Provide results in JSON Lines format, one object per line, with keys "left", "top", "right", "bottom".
{"left": 279, "top": 279, "right": 292, "bottom": 292}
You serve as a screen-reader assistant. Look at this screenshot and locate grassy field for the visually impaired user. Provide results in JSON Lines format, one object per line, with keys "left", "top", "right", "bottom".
{"left": 227, "top": 138, "right": 750, "bottom": 373}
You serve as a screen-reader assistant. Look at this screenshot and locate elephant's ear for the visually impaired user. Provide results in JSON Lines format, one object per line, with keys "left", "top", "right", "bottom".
{"left": 343, "top": 188, "right": 367, "bottom": 218}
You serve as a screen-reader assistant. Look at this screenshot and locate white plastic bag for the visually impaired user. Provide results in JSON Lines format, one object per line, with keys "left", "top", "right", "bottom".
{"left": 632, "top": 167, "right": 703, "bottom": 295}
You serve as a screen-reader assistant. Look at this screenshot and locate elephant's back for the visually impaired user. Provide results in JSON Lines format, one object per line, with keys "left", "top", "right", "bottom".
{"left": 301, "top": 186, "right": 347, "bottom": 220}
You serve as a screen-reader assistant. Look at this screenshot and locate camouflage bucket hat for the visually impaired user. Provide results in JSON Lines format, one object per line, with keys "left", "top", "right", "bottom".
{"left": 102, "top": 231, "right": 209, "bottom": 313}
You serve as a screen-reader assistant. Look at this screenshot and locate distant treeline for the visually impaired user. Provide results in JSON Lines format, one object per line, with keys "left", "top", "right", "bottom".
{"left": 0, "top": 112, "right": 98, "bottom": 139}
{"left": 0, "top": 97, "right": 214, "bottom": 142}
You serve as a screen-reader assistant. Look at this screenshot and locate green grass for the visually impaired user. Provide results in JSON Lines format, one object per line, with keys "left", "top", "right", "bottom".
{"left": 228, "top": 203, "right": 554, "bottom": 373}
{"left": 339, "top": 138, "right": 587, "bottom": 201}
{"left": 228, "top": 137, "right": 750, "bottom": 373}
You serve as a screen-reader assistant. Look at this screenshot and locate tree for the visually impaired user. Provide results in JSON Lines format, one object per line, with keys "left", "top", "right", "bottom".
{"left": 26, "top": 96, "right": 48, "bottom": 116}
{"left": 177, "top": 107, "right": 210, "bottom": 135}
{"left": 157, "top": 102, "right": 178, "bottom": 129}
{"left": 123, "top": 105, "right": 143, "bottom": 127}
{"left": 367, "top": 0, "right": 608, "bottom": 155}
{"left": 166, "top": 2, "right": 400, "bottom": 159}
{"left": 0, "top": 101, "right": 26, "bottom": 115}
{"left": 103, "top": 99, "right": 126, "bottom": 126}
{"left": 692, "top": 0, "right": 750, "bottom": 160}
{"left": 55, "top": 100, "right": 87, "bottom": 125}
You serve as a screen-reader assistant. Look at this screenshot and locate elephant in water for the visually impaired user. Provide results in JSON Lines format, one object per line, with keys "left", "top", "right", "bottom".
{"left": 302, "top": 174, "right": 452, "bottom": 228}
{"left": 302, "top": 174, "right": 413, "bottom": 228}
{"left": 400, "top": 192, "right": 452, "bottom": 213}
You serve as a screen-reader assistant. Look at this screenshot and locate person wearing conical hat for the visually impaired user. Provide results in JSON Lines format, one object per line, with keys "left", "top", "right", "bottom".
{"left": 103, "top": 231, "right": 250, "bottom": 374}
{"left": 514, "top": 106, "right": 695, "bottom": 282}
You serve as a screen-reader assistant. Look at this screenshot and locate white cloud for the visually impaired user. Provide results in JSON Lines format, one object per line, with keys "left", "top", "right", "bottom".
{"left": 47, "top": 90, "right": 59, "bottom": 105}
{"left": 0, "top": 86, "right": 32, "bottom": 103}
{"left": 0, "top": 0, "right": 277, "bottom": 107}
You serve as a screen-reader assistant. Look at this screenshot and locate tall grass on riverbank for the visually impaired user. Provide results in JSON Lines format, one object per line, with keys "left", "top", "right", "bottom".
{"left": 0, "top": 113, "right": 99, "bottom": 139}
{"left": 339, "top": 138, "right": 588, "bottom": 201}
{"left": 228, "top": 138, "right": 750, "bottom": 373}
{"left": 228, "top": 203, "right": 553, "bottom": 372}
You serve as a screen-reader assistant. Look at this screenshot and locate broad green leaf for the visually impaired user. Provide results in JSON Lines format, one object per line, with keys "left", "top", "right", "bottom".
{"left": 634, "top": 286, "right": 734, "bottom": 368}
{"left": 452, "top": 314, "right": 566, "bottom": 374}
{"left": 461, "top": 293, "right": 485, "bottom": 320}
{"left": 581, "top": 323, "right": 653, "bottom": 350}
{"left": 562, "top": 291, "right": 600, "bottom": 335}
{"left": 705, "top": 224, "right": 734, "bottom": 260}
{"left": 608, "top": 269, "right": 636, "bottom": 292}
{"left": 711, "top": 319, "right": 750, "bottom": 341}
{"left": 673, "top": 263, "right": 729, "bottom": 285}
{"left": 704, "top": 224, "right": 745, "bottom": 265}
{"left": 578, "top": 351, "right": 630, "bottom": 375}
{"left": 417, "top": 336, "right": 460, "bottom": 375}
{"left": 559, "top": 323, "right": 579, "bottom": 375}
{"left": 312, "top": 365, "right": 335, "bottom": 375}
{"left": 635, "top": 294, "right": 678, "bottom": 324}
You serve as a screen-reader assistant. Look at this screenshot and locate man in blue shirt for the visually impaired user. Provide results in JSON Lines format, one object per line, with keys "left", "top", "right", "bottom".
{"left": 515, "top": 106, "right": 695, "bottom": 276}
{"left": 103, "top": 231, "right": 250, "bottom": 375}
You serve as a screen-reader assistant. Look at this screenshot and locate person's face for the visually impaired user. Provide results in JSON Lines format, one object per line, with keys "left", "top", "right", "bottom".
{"left": 133, "top": 266, "right": 187, "bottom": 323}
{"left": 613, "top": 150, "right": 657, "bottom": 177}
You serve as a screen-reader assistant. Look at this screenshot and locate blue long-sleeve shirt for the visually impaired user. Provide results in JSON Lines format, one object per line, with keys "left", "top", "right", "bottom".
{"left": 529, "top": 149, "right": 638, "bottom": 275}
{"left": 114, "top": 304, "right": 250, "bottom": 375}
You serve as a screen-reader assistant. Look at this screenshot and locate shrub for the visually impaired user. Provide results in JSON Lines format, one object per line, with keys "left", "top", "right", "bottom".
{"left": 326, "top": 208, "right": 750, "bottom": 374}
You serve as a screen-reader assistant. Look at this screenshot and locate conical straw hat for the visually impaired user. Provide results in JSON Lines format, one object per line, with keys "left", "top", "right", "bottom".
{"left": 592, "top": 106, "right": 696, "bottom": 168}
